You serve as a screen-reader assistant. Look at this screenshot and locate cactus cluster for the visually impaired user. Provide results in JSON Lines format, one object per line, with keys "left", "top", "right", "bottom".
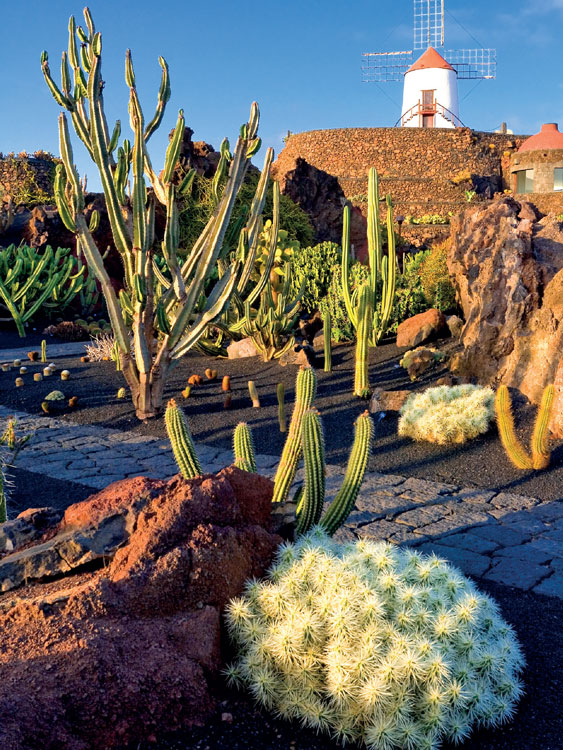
{"left": 0, "top": 244, "right": 98, "bottom": 337}
{"left": 495, "top": 384, "right": 554, "bottom": 470}
{"left": 399, "top": 385, "right": 495, "bottom": 445}
{"left": 226, "top": 530, "right": 524, "bottom": 749}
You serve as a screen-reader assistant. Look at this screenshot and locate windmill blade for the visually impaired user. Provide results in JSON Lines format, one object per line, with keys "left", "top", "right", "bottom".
{"left": 362, "top": 51, "right": 413, "bottom": 83}
{"left": 444, "top": 48, "right": 496, "bottom": 79}
{"left": 414, "top": 0, "right": 444, "bottom": 50}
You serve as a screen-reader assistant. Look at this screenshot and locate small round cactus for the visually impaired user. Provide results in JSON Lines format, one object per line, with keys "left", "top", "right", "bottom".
{"left": 226, "top": 530, "right": 524, "bottom": 749}
{"left": 13, "top": 359, "right": 21, "bottom": 367}
{"left": 15, "top": 378, "right": 23, "bottom": 388}
{"left": 19, "top": 367, "right": 27, "bottom": 374}
{"left": 61, "top": 370, "right": 71, "bottom": 381}
{"left": 43, "top": 367, "right": 52, "bottom": 377}
{"left": 1, "top": 364, "right": 10, "bottom": 372}
{"left": 33, "top": 373, "right": 43, "bottom": 382}
{"left": 116, "top": 387, "right": 126, "bottom": 399}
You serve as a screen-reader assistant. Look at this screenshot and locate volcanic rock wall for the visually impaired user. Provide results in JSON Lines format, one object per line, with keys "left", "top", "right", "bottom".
{"left": 0, "top": 155, "right": 57, "bottom": 203}
{"left": 273, "top": 127, "right": 528, "bottom": 246}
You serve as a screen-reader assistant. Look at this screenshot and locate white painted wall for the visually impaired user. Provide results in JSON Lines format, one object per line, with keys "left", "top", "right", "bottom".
{"left": 401, "top": 67, "right": 460, "bottom": 128}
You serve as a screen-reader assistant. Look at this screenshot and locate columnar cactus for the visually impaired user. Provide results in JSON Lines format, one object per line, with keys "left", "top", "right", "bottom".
{"left": 272, "top": 366, "right": 317, "bottom": 505}
{"left": 341, "top": 167, "right": 396, "bottom": 375}
{"left": 41, "top": 339, "right": 47, "bottom": 363}
{"left": 233, "top": 422, "right": 257, "bottom": 473}
{"left": 320, "top": 410, "right": 373, "bottom": 536}
{"left": 277, "top": 382, "right": 286, "bottom": 432}
{"left": 164, "top": 399, "right": 202, "bottom": 479}
{"left": 323, "top": 308, "right": 332, "bottom": 372}
{"left": 495, "top": 384, "right": 554, "bottom": 470}
{"left": 353, "top": 284, "right": 373, "bottom": 398}
{"left": 295, "top": 409, "right": 325, "bottom": 536}
{"left": 42, "top": 8, "right": 272, "bottom": 419}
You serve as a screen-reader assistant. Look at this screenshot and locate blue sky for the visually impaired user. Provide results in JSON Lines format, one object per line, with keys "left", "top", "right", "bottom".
{"left": 1, "top": 1, "right": 562, "bottom": 190}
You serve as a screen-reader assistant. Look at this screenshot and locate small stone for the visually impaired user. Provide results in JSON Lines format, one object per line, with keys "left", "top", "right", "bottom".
{"left": 221, "top": 712, "right": 233, "bottom": 723}
{"left": 226, "top": 337, "right": 258, "bottom": 359}
{"left": 446, "top": 314, "right": 464, "bottom": 338}
{"left": 369, "top": 389, "right": 411, "bottom": 413}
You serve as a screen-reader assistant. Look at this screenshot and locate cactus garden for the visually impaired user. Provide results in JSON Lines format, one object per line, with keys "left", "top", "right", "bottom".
{"left": 0, "top": 5, "right": 562, "bottom": 750}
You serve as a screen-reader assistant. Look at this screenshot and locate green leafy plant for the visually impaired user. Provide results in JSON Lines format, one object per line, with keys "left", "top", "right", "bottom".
{"left": 464, "top": 189, "right": 477, "bottom": 203}
{"left": 405, "top": 213, "right": 451, "bottom": 225}
{"left": 399, "top": 385, "right": 495, "bottom": 445}
{"left": 290, "top": 241, "right": 341, "bottom": 313}
{"left": 42, "top": 8, "right": 272, "bottom": 419}
{"left": 320, "top": 262, "right": 370, "bottom": 343}
{"left": 226, "top": 530, "right": 524, "bottom": 748}
{"left": 0, "top": 244, "right": 98, "bottom": 336}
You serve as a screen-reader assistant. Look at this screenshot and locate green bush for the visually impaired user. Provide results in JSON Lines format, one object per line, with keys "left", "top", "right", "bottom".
{"left": 320, "top": 262, "right": 370, "bottom": 342}
{"left": 226, "top": 528, "right": 524, "bottom": 748}
{"left": 419, "top": 241, "right": 457, "bottom": 313}
{"left": 290, "top": 241, "right": 341, "bottom": 313}
{"left": 398, "top": 384, "right": 495, "bottom": 445}
{"left": 178, "top": 173, "right": 314, "bottom": 255}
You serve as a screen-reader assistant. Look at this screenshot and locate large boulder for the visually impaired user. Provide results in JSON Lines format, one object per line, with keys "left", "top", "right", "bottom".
{"left": 0, "top": 467, "right": 281, "bottom": 749}
{"left": 396, "top": 308, "right": 446, "bottom": 348}
{"left": 447, "top": 197, "right": 563, "bottom": 435}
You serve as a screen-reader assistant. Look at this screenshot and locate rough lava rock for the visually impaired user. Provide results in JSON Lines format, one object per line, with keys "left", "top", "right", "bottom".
{"left": 447, "top": 197, "right": 563, "bottom": 436}
{"left": 0, "top": 467, "right": 281, "bottom": 750}
{"left": 396, "top": 308, "right": 446, "bottom": 348}
{"left": 226, "top": 336, "right": 258, "bottom": 359}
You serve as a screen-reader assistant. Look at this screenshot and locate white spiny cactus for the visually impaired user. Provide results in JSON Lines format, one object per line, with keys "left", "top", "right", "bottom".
{"left": 398, "top": 385, "right": 495, "bottom": 445}
{"left": 225, "top": 531, "right": 524, "bottom": 749}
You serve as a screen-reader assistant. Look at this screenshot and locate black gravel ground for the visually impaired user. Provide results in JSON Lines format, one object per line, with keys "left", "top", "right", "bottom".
{"left": 0, "top": 336, "right": 562, "bottom": 502}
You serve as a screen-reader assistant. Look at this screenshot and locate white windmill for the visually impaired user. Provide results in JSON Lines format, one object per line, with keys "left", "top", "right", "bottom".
{"left": 362, "top": 0, "right": 496, "bottom": 128}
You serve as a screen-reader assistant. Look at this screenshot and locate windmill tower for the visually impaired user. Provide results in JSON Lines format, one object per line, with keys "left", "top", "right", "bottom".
{"left": 362, "top": 1, "right": 496, "bottom": 128}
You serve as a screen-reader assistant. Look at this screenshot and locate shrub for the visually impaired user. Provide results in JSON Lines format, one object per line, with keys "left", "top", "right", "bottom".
{"left": 399, "top": 385, "right": 495, "bottom": 445}
{"left": 320, "top": 262, "right": 370, "bottom": 342}
{"left": 419, "top": 241, "right": 457, "bottom": 313}
{"left": 290, "top": 241, "right": 341, "bottom": 313}
{"left": 226, "top": 529, "right": 524, "bottom": 749}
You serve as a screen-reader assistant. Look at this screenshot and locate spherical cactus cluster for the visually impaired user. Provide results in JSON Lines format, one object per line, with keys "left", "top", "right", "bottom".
{"left": 225, "top": 530, "right": 524, "bottom": 749}
{"left": 398, "top": 385, "right": 495, "bottom": 446}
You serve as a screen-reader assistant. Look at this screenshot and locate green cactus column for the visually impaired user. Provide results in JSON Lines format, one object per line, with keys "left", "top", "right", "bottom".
{"left": 272, "top": 366, "right": 317, "bottom": 504}
{"left": 323, "top": 309, "right": 332, "bottom": 373}
{"left": 233, "top": 422, "right": 257, "bottom": 473}
{"left": 353, "top": 285, "right": 373, "bottom": 398}
{"left": 165, "top": 398, "right": 202, "bottom": 479}
{"left": 296, "top": 409, "right": 326, "bottom": 536}
{"left": 532, "top": 384, "right": 554, "bottom": 470}
{"left": 320, "top": 410, "right": 374, "bottom": 536}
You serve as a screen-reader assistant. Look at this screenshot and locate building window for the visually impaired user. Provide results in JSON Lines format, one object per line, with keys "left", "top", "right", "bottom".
{"left": 516, "top": 169, "right": 534, "bottom": 193}
{"left": 554, "top": 168, "right": 563, "bottom": 192}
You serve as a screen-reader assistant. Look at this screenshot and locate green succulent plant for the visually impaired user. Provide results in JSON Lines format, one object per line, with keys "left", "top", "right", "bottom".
{"left": 226, "top": 529, "right": 524, "bottom": 749}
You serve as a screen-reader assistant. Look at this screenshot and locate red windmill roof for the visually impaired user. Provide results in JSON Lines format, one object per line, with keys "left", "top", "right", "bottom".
{"left": 407, "top": 46, "right": 455, "bottom": 73}
{"left": 519, "top": 123, "right": 563, "bottom": 152}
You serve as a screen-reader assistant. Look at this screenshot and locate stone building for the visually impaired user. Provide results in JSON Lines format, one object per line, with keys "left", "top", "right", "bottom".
{"left": 510, "top": 123, "right": 563, "bottom": 206}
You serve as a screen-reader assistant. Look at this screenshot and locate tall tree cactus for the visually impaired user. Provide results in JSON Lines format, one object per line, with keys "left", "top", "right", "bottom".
{"left": 42, "top": 8, "right": 272, "bottom": 419}
{"left": 341, "top": 168, "right": 396, "bottom": 347}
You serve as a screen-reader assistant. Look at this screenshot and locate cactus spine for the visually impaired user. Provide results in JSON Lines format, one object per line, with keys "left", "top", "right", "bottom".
{"left": 41, "top": 339, "right": 47, "bottom": 363}
{"left": 495, "top": 384, "right": 554, "bottom": 471}
{"left": 164, "top": 399, "right": 202, "bottom": 479}
{"left": 277, "top": 383, "right": 286, "bottom": 432}
{"left": 272, "top": 366, "right": 316, "bottom": 505}
{"left": 320, "top": 411, "right": 374, "bottom": 536}
{"left": 353, "top": 284, "right": 373, "bottom": 398}
{"left": 233, "top": 422, "right": 257, "bottom": 473}
{"left": 323, "top": 309, "right": 332, "bottom": 372}
{"left": 295, "top": 409, "right": 325, "bottom": 536}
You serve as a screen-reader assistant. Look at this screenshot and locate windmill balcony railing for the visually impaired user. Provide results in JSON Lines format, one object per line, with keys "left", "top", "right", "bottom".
{"left": 395, "top": 101, "right": 466, "bottom": 128}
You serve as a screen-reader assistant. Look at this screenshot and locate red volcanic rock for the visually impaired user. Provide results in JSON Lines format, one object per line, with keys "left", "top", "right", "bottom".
{"left": 0, "top": 467, "right": 281, "bottom": 749}
{"left": 396, "top": 308, "right": 446, "bottom": 348}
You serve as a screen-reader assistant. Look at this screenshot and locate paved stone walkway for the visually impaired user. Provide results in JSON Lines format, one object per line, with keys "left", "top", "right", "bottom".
{"left": 1, "top": 404, "right": 562, "bottom": 599}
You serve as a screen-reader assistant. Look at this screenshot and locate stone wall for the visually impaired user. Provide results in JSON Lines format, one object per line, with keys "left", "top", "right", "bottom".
{"left": 516, "top": 192, "right": 563, "bottom": 216}
{"left": 0, "top": 155, "right": 57, "bottom": 205}
{"left": 510, "top": 147, "right": 563, "bottom": 196}
{"left": 273, "top": 127, "right": 527, "bottom": 221}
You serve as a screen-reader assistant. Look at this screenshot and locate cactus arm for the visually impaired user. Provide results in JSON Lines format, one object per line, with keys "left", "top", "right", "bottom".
{"left": 341, "top": 205, "right": 357, "bottom": 329}
{"left": 320, "top": 411, "right": 374, "bottom": 536}
{"left": 376, "top": 195, "right": 397, "bottom": 342}
{"left": 144, "top": 56, "right": 171, "bottom": 142}
{"left": 277, "top": 383, "right": 286, "bottom": 432}
{"left": 367, "top": 167, "right": 381, "bottom": 287}
{"left": 242, "top": 163, "right": 277, "bottom": 302}
{"left": 353, "top": 284, "right": 373, "bottom": 398}
{"left": 531, "top": 384, "right": 554, "bottom": 470}
{"left": 165, "top": 399, "right": 202, "bottom": 479}
{"left": 233, "top": 423, "right": 257, "bottom": 473}
{"left": 495, "top": 386, "right": 533, "bottom": 470}
{"left": 323, "top": 309, "right": 332, "bottom": 372}
{"left": 296, "top": 410, "right": 326, "bottom": 536}
{"left": 272, "top": 366, "right": 317, "bottom": 504}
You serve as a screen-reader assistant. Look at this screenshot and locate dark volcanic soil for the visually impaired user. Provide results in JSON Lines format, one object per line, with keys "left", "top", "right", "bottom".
{"left": 0, "top": 336, "right": 561, "bottom": 502}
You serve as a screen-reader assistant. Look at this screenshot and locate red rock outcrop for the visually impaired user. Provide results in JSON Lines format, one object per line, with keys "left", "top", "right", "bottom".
{"left": 447, "top": 197, "right": 563, "bottom": 435}
{"left": 396, "top": 308, "right": 446, "bottom": 348}
{"left": 0, "top": 467, "right": 281, "bottom": 750}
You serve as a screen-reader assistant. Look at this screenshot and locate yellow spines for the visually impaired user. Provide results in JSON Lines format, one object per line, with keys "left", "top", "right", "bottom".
{"left": 531, "top": 384, "right": 554, "bottom": 470}
{"left": 495, "top": 384, "right": 554, "bottom": 471}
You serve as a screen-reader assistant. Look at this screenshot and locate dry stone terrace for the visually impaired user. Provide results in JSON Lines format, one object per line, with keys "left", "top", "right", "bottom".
{"left": 2, "top": 402, "right": 562, "bottom": 601}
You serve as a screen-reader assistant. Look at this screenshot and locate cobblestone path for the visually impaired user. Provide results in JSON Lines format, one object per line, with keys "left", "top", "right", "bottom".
{"left": 1, "top": 404, "right": 562, "bottom": 599}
